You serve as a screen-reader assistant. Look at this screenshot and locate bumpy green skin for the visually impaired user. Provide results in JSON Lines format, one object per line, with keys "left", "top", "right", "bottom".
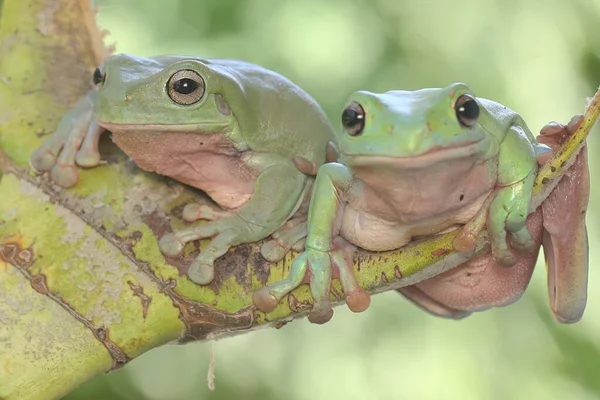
{"left": 30, "top": 54, "right": 337, "bottom": 285}
{"left": 253, "top": 82, "right": 552, "bottom": 323}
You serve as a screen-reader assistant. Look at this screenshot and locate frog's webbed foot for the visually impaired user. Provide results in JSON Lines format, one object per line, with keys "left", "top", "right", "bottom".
{"left": 260, "top": 216, "right": 308, "bottom": 263}
{"left": 29, "top": 92, "right": 104, "bottom": 188}
{"left": 253, "top": 237, "right": 370, "bottom": 324}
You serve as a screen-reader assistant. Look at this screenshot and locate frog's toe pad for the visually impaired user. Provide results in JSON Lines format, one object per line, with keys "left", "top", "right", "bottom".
{"left": 182, "top": 203, "right": 204, "bottom": 222}
{"left": 452, "top": 231, "right": 478, "bottom": 253}
{"left": 187, "top": 261, "right": 215, "bottom": 285}
{"left": 75, "top": 149, "right": 101, "bottom": 168}
{"left": 308, "top": 308, "right": 334, "bottom": 324}
{"left": 292, "top": 239, "right": 306, "bottom": 252}
{"left": 496, "top": 252, "right": 517, "bottom": 268}
{"left": 253, "top": 288, "right": 280, "bottom": 313}
{"left": 30, "top": 148, "right": 57, "bottom": 172}
{"left": 260, "top": 240, "right": 287, "bottom": 263}
{"left": 159, "top": 233, "right": 186, "bottom": 257}
{"left": 50, "top": 164, "right": 79, "bottom": 188}
{"left": 346, "top": 289, "right": 371, "bottom": 313}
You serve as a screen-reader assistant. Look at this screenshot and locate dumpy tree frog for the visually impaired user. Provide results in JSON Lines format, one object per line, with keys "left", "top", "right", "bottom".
{"left": 30, "top": 54, "right": 337, "bottom": 285}
{"left": 254, "top": 82, "right": 554, "bottom": 323}
{"left": 398, "top": 115, "right": 589, "bottom": 323}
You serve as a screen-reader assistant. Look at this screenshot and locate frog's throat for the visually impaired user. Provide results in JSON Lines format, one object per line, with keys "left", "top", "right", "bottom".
{"left": 98, "top": 121, "right": 229, "bottom": 134}
{"left": 342, "top": 139, "right": 490, "bottom": 169}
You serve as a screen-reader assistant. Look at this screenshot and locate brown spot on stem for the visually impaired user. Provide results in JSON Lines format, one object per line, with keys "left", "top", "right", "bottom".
{"left": 127, "top": 280, "right": 152, "bottom": 319}
{"left": 394, "top": 265, "right": 403, "bottom": 280}
{"left": 432, "top": 248, "right": 451, "bottom": 257}
{"left": 158, "top": 278, "right": 253, "bottom": 343}
{"left": 381, "top": 272, "right": 389, "bottom": 283}
{"left": 330, "top": 286, "right": 343, "bottom": 300}
{"left": 288, "top": 293, "right": 311, "bottom": 313}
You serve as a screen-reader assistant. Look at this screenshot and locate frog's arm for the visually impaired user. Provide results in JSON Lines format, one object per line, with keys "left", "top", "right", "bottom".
{"left": 486, "top": 125, "right": 540, "bottom": 265}
{"left": 29, "top": 90, "right": 105, "bottom": 187}
{"left": 538, "top": 116, "right": 589, "bottom": 323}
{"left": 253, "top": 162, "right": 370, "bottom": 323}
{"left": 160, "top": 157, "right": 309, "bottom": 284}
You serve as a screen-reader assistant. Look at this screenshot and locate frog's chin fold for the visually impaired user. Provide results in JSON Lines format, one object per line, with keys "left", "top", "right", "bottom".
{"left": 341, "top": 139, "right": 490, "bottom": 169}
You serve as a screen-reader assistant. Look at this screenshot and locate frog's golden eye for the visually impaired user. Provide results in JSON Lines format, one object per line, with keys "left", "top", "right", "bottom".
{"left": 455, "top": 94, "right": 480, "bottom": 127}
{"left": 342, "top": 102, "right": 365, "bottom": 136}
{"left": 92, "top": 67, "right": 105, "bottom": 85}
{"left": 167, "top": 69, "right": 205, "bottom": 105}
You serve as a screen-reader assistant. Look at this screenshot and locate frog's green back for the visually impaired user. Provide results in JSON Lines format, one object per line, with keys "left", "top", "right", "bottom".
{"left": 202, "top": 58, "right": 337, "bottom": 165}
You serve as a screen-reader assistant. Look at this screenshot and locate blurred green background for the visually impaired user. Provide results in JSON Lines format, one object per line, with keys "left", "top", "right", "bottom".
{"left": 50, "top": 0, "right": 600, "bottom": 398}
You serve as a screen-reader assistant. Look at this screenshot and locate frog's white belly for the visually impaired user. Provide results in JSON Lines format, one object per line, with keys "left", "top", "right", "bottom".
{"left": 339, "top": 157, "right": 498, "bottom": 251}
{"left": 340, "top": 193, "right": 489, "bottom": 251}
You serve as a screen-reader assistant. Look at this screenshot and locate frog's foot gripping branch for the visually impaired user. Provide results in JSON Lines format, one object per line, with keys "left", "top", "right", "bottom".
{"left": 260, "top": 216, "right": 308, "bottom": 263}
{"left": 159, "top": 215, "right": 258, "bottom": 285}
{"left": 29, "top": 92, "right": 104, "bottom": 188}
{"left": 253, "top": 237, "right": 370, "bottom": 324}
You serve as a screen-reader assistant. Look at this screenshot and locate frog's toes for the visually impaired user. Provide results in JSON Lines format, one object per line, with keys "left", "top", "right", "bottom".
{"left": 187, "top": 260, "right": 215, "bottom": 285}
{"left": 346, "top": 289, "right": 371, "bottom": 313}
{"left": 30, "top": 147, "right": 58, "bottom": 172}
{"left": 494, "top": 250, "right": 517, "bottom": 268}
{"left": 260, "top": 240, "right": 288, "bottom": 263}
{"left": 452, "top": 230, "right": 478, "bottom": 253}
{"left": 75, "top": 147, "right": 101, "bottom": 167}
{"left": 50, "top": 164, "right": 79, "bottom": 188}
{"left": 182, "top": 203, "right": 205, "bottom": 221}
{"left": 292, "top": 238, "right": 306, "bottom": 252}
{"left": 158, "top": 233, "right": 186, "bottom": 258}
{"left": 260, "top": 219, "right": 308, "bottom": 262}
{"left": 307, "top": 307, "right": 334, "bottom": 324}
{"left": 252, "top": 288, "right": 280, "bottom": 313}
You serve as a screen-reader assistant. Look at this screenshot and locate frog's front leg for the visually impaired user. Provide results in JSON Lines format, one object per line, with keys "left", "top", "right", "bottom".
{"left": 159, "top": 161, "right": 308, "bottom": 285}
{"left": 253, "top": 163, "right": 370, "bottom": 324}
{"left": 457, "top": 126, "right": 549, "bottom": 265}
{"left": 29, "top": 90, "right": 105, "bottom": 187}
{"left": 538, "top": 115, "right": 589, "bottom": 323}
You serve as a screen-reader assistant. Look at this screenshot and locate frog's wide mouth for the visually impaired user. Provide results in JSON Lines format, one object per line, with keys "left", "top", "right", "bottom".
{"left": 98, "top": 121, "right": 229, "bottom": 133}
{"left": 342, "top": 139, "right": 490, "bottom": 168}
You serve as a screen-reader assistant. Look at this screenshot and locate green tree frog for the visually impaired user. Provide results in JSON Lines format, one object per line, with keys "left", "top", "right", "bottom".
{"left": 253, "top": 82, "right": 557, "bottom": 324}
{"left": 30, "top": 54, "right": 337, "bottom": 285}
{"left": 398, "top": 115, "right": 589, "bottom": 323}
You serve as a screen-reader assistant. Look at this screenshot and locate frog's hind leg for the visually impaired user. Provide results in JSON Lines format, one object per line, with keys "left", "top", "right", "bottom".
{"left": 538, "top": 115, "right": 589, "bottom": 323}
{"left": 260, "top": 216, "right": 308, "bottom": 262}
{"left": 159, "top": 163, "right": 309, "bottom": 285}
{"left": 397, "top": 286, "right": 471, "bottom": 319}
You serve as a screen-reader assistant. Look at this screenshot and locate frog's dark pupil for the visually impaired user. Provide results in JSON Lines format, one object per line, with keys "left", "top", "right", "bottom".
{"left": 174, "top": 78, "right": 198, "bottom": 95}
{"left": 458, "top": 99, "right": 479, "bottom": 120}
{"left": 342, "top": 109, "right": 362, "bottom": 127}
{"left": 93, "top": 68, "right": 104, "bottom": 85}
